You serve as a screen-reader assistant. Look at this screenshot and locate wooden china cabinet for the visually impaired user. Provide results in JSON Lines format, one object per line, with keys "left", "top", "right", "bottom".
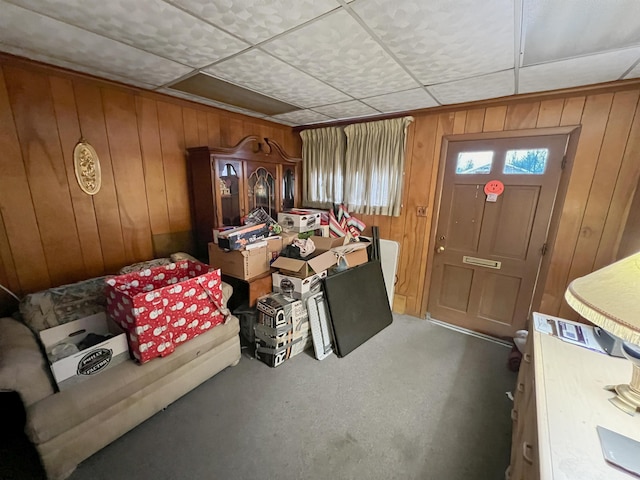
{"left": 187, "top": 136, "right": 302, "bottom": 259}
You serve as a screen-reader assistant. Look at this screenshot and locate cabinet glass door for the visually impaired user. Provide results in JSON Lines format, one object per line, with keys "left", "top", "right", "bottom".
{"left": 246, "top": 162, "right": 277, "bottom": 219}
{"left": 217, "top": 159, "right": 242, "bottom": 226}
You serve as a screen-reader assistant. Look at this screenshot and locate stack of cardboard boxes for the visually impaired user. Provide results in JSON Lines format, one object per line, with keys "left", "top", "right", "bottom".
{"left": 207, "top": 209, "right": 370, "bottom": 368}
{"left": 254, "top": 294, "right": 311, "bottom": 367}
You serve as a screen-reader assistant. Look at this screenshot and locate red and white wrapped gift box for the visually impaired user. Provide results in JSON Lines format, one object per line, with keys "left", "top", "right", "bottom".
{"left": 105, "top": 260, "right": 226, "bottom": 364}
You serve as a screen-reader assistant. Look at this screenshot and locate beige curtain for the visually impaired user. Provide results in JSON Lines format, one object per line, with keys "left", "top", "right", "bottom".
{"left": 343, "top": 116, "right": 413, "bottom": 216}
{"left": 300, "top": 126, "right": 345, "bottom": 208}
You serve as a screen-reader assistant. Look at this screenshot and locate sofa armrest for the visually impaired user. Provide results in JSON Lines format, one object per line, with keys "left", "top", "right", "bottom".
{"left": 0, "top": 317, "right": 55, "bottom": 407}
{"left": 221, "top": 282, "right": 232, "bottom": 309}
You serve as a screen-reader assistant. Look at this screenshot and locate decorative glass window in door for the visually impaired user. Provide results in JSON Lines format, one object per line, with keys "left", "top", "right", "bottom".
{"left": 248, "top": 166, "right": 276, "bottom": 219}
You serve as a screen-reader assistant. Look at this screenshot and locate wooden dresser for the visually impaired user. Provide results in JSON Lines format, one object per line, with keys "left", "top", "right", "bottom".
{"left": 508, "top": 327, "right": 640, "bottom": 479}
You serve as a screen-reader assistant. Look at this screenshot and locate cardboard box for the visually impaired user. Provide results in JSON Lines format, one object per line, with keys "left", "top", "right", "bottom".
{"left": 270, "top": 236, "right": 346, "bottom": 278}
{"left": 278, "top": 210, "right": 322, "bottom": 233}
{"left": 40, "top": 312, "right": 129, "bottom": 391}
{"left": 217, "top": 223, "right": 270, "bottom": 250}
{"left": 254, "top": 318, "right": 311, "bottom": 367}
{"left": 332, "top": 241, "right": 370, "bottom": 270}
{"left": 209, "top": 242, "right": 270, "bottom": 280}
{"left": 313, "top": 225, "right": 330, "bottom": 237}
{"left": 256, "top": 293, "right": 306, "bottom": 329}
{"left": 265, "top": 236, "right": 283, "bottom": 262}
{"left": 272, "top": 270, "right": 327, "bottom": 300}
{"left": 212, "top": 226, "right": 235, "bottom": 244}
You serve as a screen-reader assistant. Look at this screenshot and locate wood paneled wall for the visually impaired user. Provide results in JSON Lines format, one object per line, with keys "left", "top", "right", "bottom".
{"left": 3, "top": 54, "right": 640, "bottom": 323}
{"left": 354, "top": 84, "right": 640, "bottom": 320}
{"left": 0, "top": 55, "right": 298, "bottom": 314}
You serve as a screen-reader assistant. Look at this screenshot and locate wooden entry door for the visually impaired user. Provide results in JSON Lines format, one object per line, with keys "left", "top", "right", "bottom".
{"left": 427, "top": 134, "right": 567, "bottom": 338}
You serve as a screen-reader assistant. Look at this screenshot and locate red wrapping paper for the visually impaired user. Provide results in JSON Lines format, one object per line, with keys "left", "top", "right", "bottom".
{"left": 106, "top": 260, "right": 225, "bottom": 363}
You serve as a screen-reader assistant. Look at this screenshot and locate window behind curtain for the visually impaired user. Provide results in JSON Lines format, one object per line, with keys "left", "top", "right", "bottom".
{"left": 301, "top": 117, "right": 413, "bottom": 216}
{"left": 300, "top": 126, "right": 345, "bottom": 209}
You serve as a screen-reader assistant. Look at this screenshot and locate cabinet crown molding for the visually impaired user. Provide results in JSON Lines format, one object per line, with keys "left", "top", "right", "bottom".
{"left": 188, "top": 135, "right": 301, "bottom": 164}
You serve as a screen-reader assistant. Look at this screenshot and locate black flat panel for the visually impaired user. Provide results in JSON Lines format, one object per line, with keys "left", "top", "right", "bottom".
{"left": 323, "top": 260, "right": 393, "bottom": 357}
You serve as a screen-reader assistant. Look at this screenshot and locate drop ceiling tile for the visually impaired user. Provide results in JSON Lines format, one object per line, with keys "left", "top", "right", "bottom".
{"left": 519, "top": 48, "right": 640, "bottom": 94}
{"left": 263, "top": 9, "right": 417, "bottom": 98}
{"left": 264, "top": 117, "right": 296, "bottom": 127}
{"left": 156, "top": 88, "right": 267, "bottom": 118}
{"left": 430, "top": 70, "right": 515, "bottom": 105}
{"left": 271, "top": 110, "right": 332, "bottom": 126}
{"left": 351, "top": 0, "right": 514, "bottom": 85}
{"left": 6, "top": 0, "right": 248, "bottom": 68}
{"left": 362, "top": 88, "right": 438, "bottom": 113}
{"left": 625, "top": 61, "right": 640, "bottom": 79}
{"left": 0, "top": 3, "right": 192, "bottom": 86}
{"left": 522, "top": 0, "right": 640, "bottom": 66}
{"left": 312, "top": 100, "right": 379, "bottom": 119}
{"left": 170, "top": 0, "right": 339, "bottom": 44}
{"left": 0, "top": 43, "right": 159, "bottom": 90}
{"left": 204, "top": 50, "right": 351, "bottom": 108}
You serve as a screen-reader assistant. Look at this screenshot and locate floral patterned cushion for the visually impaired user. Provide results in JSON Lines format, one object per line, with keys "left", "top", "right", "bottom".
{"left": 170, "top": 252, "right": 199, "bottom": 263}
{"left": 118, "top": 258, "right": 172, "bottom": 275}
{"left": 19, "top": 277, "right": 108, "bottom": 333}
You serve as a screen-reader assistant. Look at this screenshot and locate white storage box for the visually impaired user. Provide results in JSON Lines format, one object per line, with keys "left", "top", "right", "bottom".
{"left": 40, "top": 312, "right": 129, "bottom": 391}
{"left": 278, "top": 210, "right": 321, "bottom": 233}
{"left": 272, "top": 271, "right": 327, "bottom": 300}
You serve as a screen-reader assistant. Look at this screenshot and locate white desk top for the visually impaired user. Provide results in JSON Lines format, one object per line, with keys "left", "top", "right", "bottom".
{"left": 534, "top": 331, "right": 640, "bottom": 479}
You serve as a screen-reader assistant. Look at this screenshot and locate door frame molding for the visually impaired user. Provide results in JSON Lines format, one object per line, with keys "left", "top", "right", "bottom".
{"left": 419, "top": 125, "right": 582, "bottom": 322}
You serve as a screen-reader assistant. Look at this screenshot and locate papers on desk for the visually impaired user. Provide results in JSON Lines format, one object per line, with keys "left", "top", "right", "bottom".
{"left": 532, "top": 312, "right": 606, "bottom": 354}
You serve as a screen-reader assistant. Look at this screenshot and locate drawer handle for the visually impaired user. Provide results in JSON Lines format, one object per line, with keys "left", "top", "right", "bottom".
{"left": 517, "top": 382, "right": 525, "bottom": 393}
{"left": 522, "top": 442, "right": 534, "bottom": 464}
{"left": 523, "top": 353, "right": 532, "bottom": 364}
{"left": 511, "top": 408, "right": 518, "bottom": 422}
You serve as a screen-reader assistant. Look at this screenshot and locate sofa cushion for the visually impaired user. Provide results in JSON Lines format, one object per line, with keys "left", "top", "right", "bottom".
{"left": 19, "top": 277, "right": 108, "bottom": 333}
{"left": 26, "top": 316, "right": 239, "bottom": 445}
{"left": 0, "top": 317, "right": 55, "bottom": 406}
{"left": 118, "top": 258, "right": 172, "bottom": 275}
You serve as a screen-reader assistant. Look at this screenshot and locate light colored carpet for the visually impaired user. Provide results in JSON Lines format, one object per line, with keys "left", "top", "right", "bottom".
{"left": 70, "top": 314, "right": 516, "bottom": 480}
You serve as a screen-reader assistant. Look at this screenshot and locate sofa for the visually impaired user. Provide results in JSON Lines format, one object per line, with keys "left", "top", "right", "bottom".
{"left": 0, "top": 257, "right": 241, "bottom": 480}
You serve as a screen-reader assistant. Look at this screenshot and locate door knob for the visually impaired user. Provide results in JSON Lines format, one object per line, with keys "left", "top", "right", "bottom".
{"left": 436, "top": 246, "right": 445, "bottom": 253}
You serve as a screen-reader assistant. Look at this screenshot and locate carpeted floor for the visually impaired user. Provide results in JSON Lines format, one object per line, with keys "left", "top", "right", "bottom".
{"left": 65, "top": 314, "right": 516, "bottom": 480}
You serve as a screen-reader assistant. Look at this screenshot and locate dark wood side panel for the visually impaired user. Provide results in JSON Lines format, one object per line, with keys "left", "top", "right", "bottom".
{"left": 102, "top": 88, "right": 154, "bottom": 264}
{"left": 4, "top": 66, "right": 85, "bottom": 285}
{"left": 0, "top": 66, "right": 50, "bottom": 292}
{"left": 157, "top": 101, "right": 191, "bottom": 233}
{"left": 73, "top": 81, "right": 127, "bottom": 273}
{"left": 135, "top": 96, "right": 171, "bottom": 237}
{"left": 49, "top": 76, "right": 105, "bottom": 278}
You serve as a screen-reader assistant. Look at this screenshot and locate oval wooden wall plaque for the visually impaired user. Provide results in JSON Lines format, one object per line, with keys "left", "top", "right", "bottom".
{"left": 73, "top": 140, "right": 102, "bottom": 195}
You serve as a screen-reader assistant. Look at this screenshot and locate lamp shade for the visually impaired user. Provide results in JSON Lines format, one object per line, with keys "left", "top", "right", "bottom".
{"left": 565, "top": 252, "right": 640, "bottom": 346}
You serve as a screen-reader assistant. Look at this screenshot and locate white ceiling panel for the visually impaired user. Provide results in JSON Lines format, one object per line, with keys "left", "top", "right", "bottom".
{"left": 519, "top": 48, "right": 640, "bottom": 94}
{"left": 362, "top": 88, "right": 438, "bottom": 113}
{"left": 5, "top": 0, "right": 249, "bottom": 68}
{"left": 0, "top": 2, "right": 192, "bottom": 86}
{"left": 169, "top": 0, "right": 339, "bottom": 44}
{"left": 204, "top": 50, "right": 351, "bottom": 108}
{"left": 0, "top": 43, "right": 158, "bottom": 90}
{"left": 264, "top": 117, "right": 296, "bottom": 126}
{"left": 157, "top": 88, "right": 268, "bottom": 118}
{"left": 625, "top": 62, "right": 640, "bottom": 79}
{"left": 262, "top": 9, "right": 418, "bottom": 98}
{"left": 0, "top": 0, "right": 638, "bottom": 127}
{"left": 522, "top": 0, "right": 640, "bottom": 66}
{"left": 352, "top": 0, "right": 514, "bottom": 85}
{"left": 312, "top": 100, "right": 379, "bottom": 119}
{"left": 430, "top": 70, "right": 515, "bottom": 105}
{"left": 271, "top": 109, "right": 332, "bottom": 125}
